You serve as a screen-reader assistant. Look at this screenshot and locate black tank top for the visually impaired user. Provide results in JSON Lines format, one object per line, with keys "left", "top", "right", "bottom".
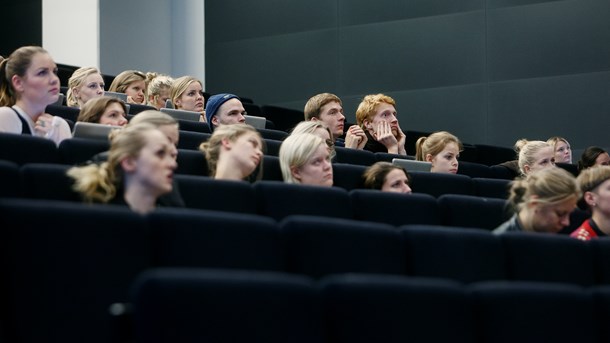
{"left": 11, "top": 107, "right": 32, "bottom": 135}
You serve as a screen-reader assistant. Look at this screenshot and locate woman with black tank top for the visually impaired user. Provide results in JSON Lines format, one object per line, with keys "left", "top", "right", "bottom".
{"left": 0, "top": 46, "right": 71, "bottom": 145}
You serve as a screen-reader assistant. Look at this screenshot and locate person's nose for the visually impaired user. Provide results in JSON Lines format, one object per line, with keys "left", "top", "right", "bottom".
{"left": 560, "top": 215, "right": 570, "bottom": 228}
{"left": 403, "top": 183, "right": 412, "bottom": 194}
{"left": 238, "top": 114, "right": 246, "bottom": 123}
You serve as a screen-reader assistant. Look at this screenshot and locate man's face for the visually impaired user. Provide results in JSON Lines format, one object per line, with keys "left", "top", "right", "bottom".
{"left": 316, "top": 101, "right": 345, "bottom": 140}
{"left": 212, "top": 98, "right": 246, "bottom": 128}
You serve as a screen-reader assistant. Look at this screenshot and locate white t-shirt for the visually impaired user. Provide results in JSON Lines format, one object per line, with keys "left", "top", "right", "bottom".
{"left": 0, "top": 105, "right": 72, "bottom": 145}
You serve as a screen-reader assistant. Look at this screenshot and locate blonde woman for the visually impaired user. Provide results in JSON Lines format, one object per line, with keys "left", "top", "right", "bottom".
{"left": 517, "top": 140, "right": 555, "bottom": 176}
{"left": 493, "top": 167, "right": 580, "bottom": 234}
{"left": 199, "top": 123, "right": 263, "bottom": 181}
{"left": 67, "top": 123, "right": 178, "bottom": 214}
{"left": 0, "top": 46, "right": 71, "bottom": 145}
{"left": 66, "top": 67, "right": 105, "bottom": 107}
{"left": 291, "top": 120, "right": 336, "bottom": 160}
{"left": 415, "top": 131, "right": 462, "bottom": 174}
{"left": 146, "top": 72, "right": 174, "bottom": 110}
{"left": 170, "top": 75, "right": 205, "bottom": 114}
{"left": 547, "top": 136, "right": 572, "bottom": 164}
{"left": 108, "top": 70, "right": 147, "bottom": 104}
{"left": 279, "top": 132, "right": 333, "bottom": 187}
{"left": 571, "top": 166, "right": 610, "bottom": 240}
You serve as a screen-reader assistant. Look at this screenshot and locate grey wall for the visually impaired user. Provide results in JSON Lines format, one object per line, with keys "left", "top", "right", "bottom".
{"left": 205, "top": 0, "right": 610, "bottom": 150}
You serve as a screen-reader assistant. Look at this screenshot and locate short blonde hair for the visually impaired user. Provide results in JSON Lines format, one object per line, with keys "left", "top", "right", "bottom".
{"left": 355, "top": 93, "right": 396, "bottom": 127}
{"left": 291, "top": 121, "right": 336, "bottom": 160}
{"left": 146, "top": 72, "right": 174, "bottom": 108}
{"left": 508, "top": 167, "right": 580, "bottom": 213}
{"left": 303, "top": 93, "right": 342, "bottom": 120}
{"left": 66, "top": 67, "right": 102, "bottom": 107}
{"left": 279, "top": 132, "right": 327, "bottom": 184}
{"left": 415, "top": 131, "right": 463, "bottom": 161}
{"left": 199, "top": 123, "right": 263, "bottom": 179}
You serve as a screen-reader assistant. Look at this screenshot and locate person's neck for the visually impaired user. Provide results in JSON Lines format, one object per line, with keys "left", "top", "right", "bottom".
{"left": 517, "top": 210, "right": 533, "bottom": 232}
{"left": 591, "top": 211, "right": 610, "bottom": 235}
{"left": 123, "top": 180, "right": 158, "bottom": 215}
{"left": 215, "top": 156, "right": 246, "bottom": 181}
{"left": 15, "top": 99, "right": 47, "bottom": 122}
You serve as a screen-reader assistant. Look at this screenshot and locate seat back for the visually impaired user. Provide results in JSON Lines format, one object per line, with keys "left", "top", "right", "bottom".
{"left": 409, "top": 171, "right": 474, "bottom": 197}
{"left": 334, "top": 146, "right": 376, "bottom": 166}
{"left": 175, "top": 175, "right": 257, "bottom": 214}
{"left": 350, "top": 190, "right": 440, "bottom": 226}
{"left": 58, "top": 138, "right": 110, "bottom": 165}
{"left": 438, "top": 194, "right": 510, "bottom": 231}
{"left": 20, "top": 163, "right": 81, "bottom": 202}
{"left": 332, "top": 163, "right": 366, "bottom": 191}
{"left": 0, "top": 160, "right": 21, "bottom": 197}
{"left": 0, "top": 133, "right": 59, "bottom": 165}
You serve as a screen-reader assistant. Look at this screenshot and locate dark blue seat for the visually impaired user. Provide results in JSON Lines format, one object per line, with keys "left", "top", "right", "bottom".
{"left": 176, "top": 130, "right": 209, "bottom": 150}
{"left": 457, "top": 160, "right": 492, "bottom": 178}
{"left": 131, "top": 268, "right": 322, "bottom": 343}
{"left": 321, "top": 274, "right": 473, "bottom": 343}
{"left": 20, "top": 163, "right": 81, "bottom": 202}
{"left": 0, "top": 160, "right": 20, "bottom": 197}
{"left": 374, "top": 152, "right": 413, "bottom": 162}
{"left": 261, "top": 155, "right": 283, "bottom": 181}
{"left": 258, "top": 128, "right": 289, "bottom": 141}
{"left": 174, "top": 118, "right": 210, "bottom": 133}
{"left": 473, "top": 177, "right": 511, "bottom": 199}
{"left": 254, "top": 181, "right": 352, "bottom": 220}
{"left": 149, "top": 208, "right": 283, "bottom": 271}
{"left": 472, "top": 281, "right": 597, "bottom": 343}
{"left": 45, "top": 104, "right": 80, "bottom": 123}
{"left": 438, "top": 194, "right": 510, "bottom": 231}
{"left": 260, "top": 105, "right": 304, "bottom": 132}
{"left": 332, "top": 163, "right": 366, "bottom": 191}
{"left": 264, "top": 138, "right": 282, "bottom": 156}
{"left": 176, "top": 149, "right": 207, "bottom": 176}
{"left": 501, "top": 233, "right": 596, "bottom": 286}
{"left": 127, "top": 103, "right": 156, "bottom": 115}
{"left": 0, "top": 133, "right": 59, "bottom": 165}
{"left": 333, "top": 146, "right": 376, "bottom": 166}
{"left": 409, "top": 171, "right": 474, "bottom": 197}
{"left": 174, "top": 175, "right": 257, "bottom": 214}
{"left": 350, "top": 190, "right": 440, "bottom": 226}
{"left": 401, "top": 225, "right": 506, "bottom": 283}
{"left": 0, "top": 198, "right": 151, "bottom": 343}
{"left": 58, "top": 138, "right": 110, "bottom": 165}
{"left": 593, "top": 239, "right": 610, "bottom": 285}
{"left": 473, "top": 144, "right": 516, "bottom": 166}
{"left": 281, "top": 215, "right": 405, "bottom": 278}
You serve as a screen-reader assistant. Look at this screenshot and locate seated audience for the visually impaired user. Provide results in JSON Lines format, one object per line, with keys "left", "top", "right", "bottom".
{"left": 363, "top": 161, "right": 412, "bottom": 194}
{"left": 547, "top": 136, "right": 572, "bottom": 164}
{"left": 355, "top": 93, "right": 406, "bottom": 155}
{"left": 517, "top": 139, "right": 555, "bottom": 177}
{"left": 290, "top": 120, "right": 336, "bottom": 160}
{"left": 570, "top": 166, "right": 610, "bottom": 240}
{"left": 67, "top": 123, "right": 178, "bottom": 214}
{"left": 415, "top": 131, "right": 462, "bottom": 174}
{"left": 304, "top": 92, "right": 367, "bottom": 149}
{"left": 578, "top": 146, "right": 610, "bottom": 172}
{"left": 170, "top": 75, "right": 205, "bottom": 116}
{"left": 76, "top": 96, "right": 128, "bottom": 127}
{"left": 493, "top": 167, "right": 580, "bottom": 234}
{"left": 199, "top": 123, "right": 263, "bottom": 181}
{"left": 0, "top": 46, "right": 71, "bottom": 145}
{"left": 279, "top": 132, "right": 333, "bottom": 187}
{"left": 146, "top": 72, "right": 174, "bottom": 110}
{"left": 66, "top": 67, "right": 105, "bottom": 108}
{"left": 108, "top": 70, "right": 147, "bottom": 104}
{"left": 205, "top": 93, "right": 246, "bottom": 132}
{"left": 494, "top": 139, "right": 524, "bottom": 178}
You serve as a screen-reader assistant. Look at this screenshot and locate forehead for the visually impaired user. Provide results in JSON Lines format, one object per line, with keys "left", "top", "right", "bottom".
{"left": 28, "top": 52, "right": 55, "bottom": 69}
{"left": 385, "top": 168, "right": 407, "bottom": 181}
{"left": 184, "top": 82, "right": 202, "bottom": 91}
{"left": 373, "top": 102, "right": 396, "bottom": 115}
{"left": 83, "top": 73, "right": 103, "bottom": 83}
{"left": 320, "top": 101, "right": 342, "bottom": 112}
{"left": 143, "top": 129, "right": 170, "bottom": 147}
{"left": 103, "top": 102, "right": 124, "bottom": 112}
{"left": 218, "top": 98, "right": 244, "bottom": 114}
{"left": 534, "top": 146, "right": 554, "bottom": 159}
{"left": 440, "top": 142, "right": 459, "bottom": 154}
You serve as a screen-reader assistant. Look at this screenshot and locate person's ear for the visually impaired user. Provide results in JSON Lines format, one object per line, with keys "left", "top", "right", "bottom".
{"left": 290, "top": 166, "right": 302, "bottom": 181}
{"left": 425, "top": 154, "right": 434, "bottom": 163}
{"left": 363, "top": 119, "right": 373, "bottom": 130}
{"left": 72, "top": 87, "right": 80, "bottom": 98}
{"left": 11, "top": 75, "right": 24, "bottom": 93}
{"left": 120, "top": 156, "right": 137, "bottom": 173}
{"left": 220, "top": 137, "right": 232, "bottom": 149}
{"left": 174, "top": 98, "right": 182, "bottom": 107}
{"left": 523, "top": 164, "right": 531, "bottom": 174}
{"left": 211, "top": 116, "right": 219, "bottom": 127}
{"left": 311, "top": 117, "right": 319, "bottom": 122}
{"left": 584, "top": 191, "right": 597, "bottom": 207}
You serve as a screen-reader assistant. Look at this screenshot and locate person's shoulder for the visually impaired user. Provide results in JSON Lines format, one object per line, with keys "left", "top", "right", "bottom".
{"left": 0, "top": 106, "right": 21, "bottom": 132}
{"left": 0, "top": 106, "right": 16, "bottom": 117}
{"left": 569, "top": 224, "right": 596, "bottom": 241}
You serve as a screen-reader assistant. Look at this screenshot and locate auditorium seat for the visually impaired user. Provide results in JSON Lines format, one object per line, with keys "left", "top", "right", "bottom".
{"left": 408, "top": 171, "right": 475, "bottom": 197}
{"left": 457, "top": 160, "right": 492, "bottom": 178}
{"left": 0, "top": 198, "right": 151, "bottom": 343}
{"left": 556, "top": 162, "right": 579, "bottom": 177}
{"left": 472, "top": 281, "right": 597, "bottom": 343}
{"left": 148, "top": 208, "right": 283, "bottom": 271}
{"left": 45, "top": 104, "right": 80, "bottom": 123}
{"left": 175, "top": 175, "right": 257, "bottom": 214}
{"left": 350, "top": 190, "right": 440, "bottom": 226}
{"left": 0, "top": 160, "right": 21, "bottom": 198}
{"left": 261, "top": 156, "right": 283, "bottom": 181}
{"left": 332, "top": 163, "right": 366, "bottom": 191}
{"left": 58, "top": 138, "right": 109, "bottom": 165}
{"left": 473, "top": 177, "right": 511, "bottom": 199}
{"left": 131, "top": 268, "right": 322, "bottom": 343}
{"left": 281, "top": 215, "right": 405, "bottom": 278}
{"left": 260, "top": 105, "right": 304, "bottom": 132}
{"left": 176, "top": 130, "right": 209, "bottom": 150}
{"left": 0, "top": 133, "right": 60, "bottom": 165}
{"left": 593, "top": 239, "right": 610, "bottom": 285}
{"left": 374, "top": 152, "right": 413, "bottom": 163}
{"left": 264, "top": 139, "right": 282, "bottom": 156}
{"left": 489, "top": 164, "right": 519, "bottom": 179}
{"left": 258, "top": 128, "right": 289, "bottom": 141}
{"left": 321, "top": 274, "right": 473, "bottom": 343}
{"left": 438, "top": 194, "right": 509, "bottom": 231}
{"left": 20, "top": 163, "right": 81, "bottom": 202}
{"left": 473, "top": 144, "right": 516, "bottom": 166}
{"left": 174, "top": 118, "right": 210, "bottom": 133}
{"left": 501, "top": 233, "right": 596, "bottom": 286}
{"left": 333, "top": 147, "right": 376, "bottom": 166}
{"left": 175, "top": 149, "right": 207, "bottom": 176}
{"left": 401, "top": 225, "right": 506, "bottom": 283}
{"left": 254, "top": 181, "right": 352, "bottom": 220}
{"left": 127, "top": 103, "right": 156, "bottom": 115}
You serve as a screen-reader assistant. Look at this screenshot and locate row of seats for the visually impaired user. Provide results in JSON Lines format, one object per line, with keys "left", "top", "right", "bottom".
{"left": 0, "top": 198, "right": 605, "bottom": 342}
{"left": 132, "top": 269, "right": 610, "bottom": 343}
{"left": 0, "top": 160, "right": 523, "bottom": 230}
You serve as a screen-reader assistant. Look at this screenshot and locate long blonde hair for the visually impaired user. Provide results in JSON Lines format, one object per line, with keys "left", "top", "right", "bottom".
{"left": 67, "top": 123, "right": 158, "bottom": 203}
{"left": 279, "top": 132, "right": 327, "bottom": 184}
{"left": 415, "top": 131, "right": 463, "bottom": 161}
